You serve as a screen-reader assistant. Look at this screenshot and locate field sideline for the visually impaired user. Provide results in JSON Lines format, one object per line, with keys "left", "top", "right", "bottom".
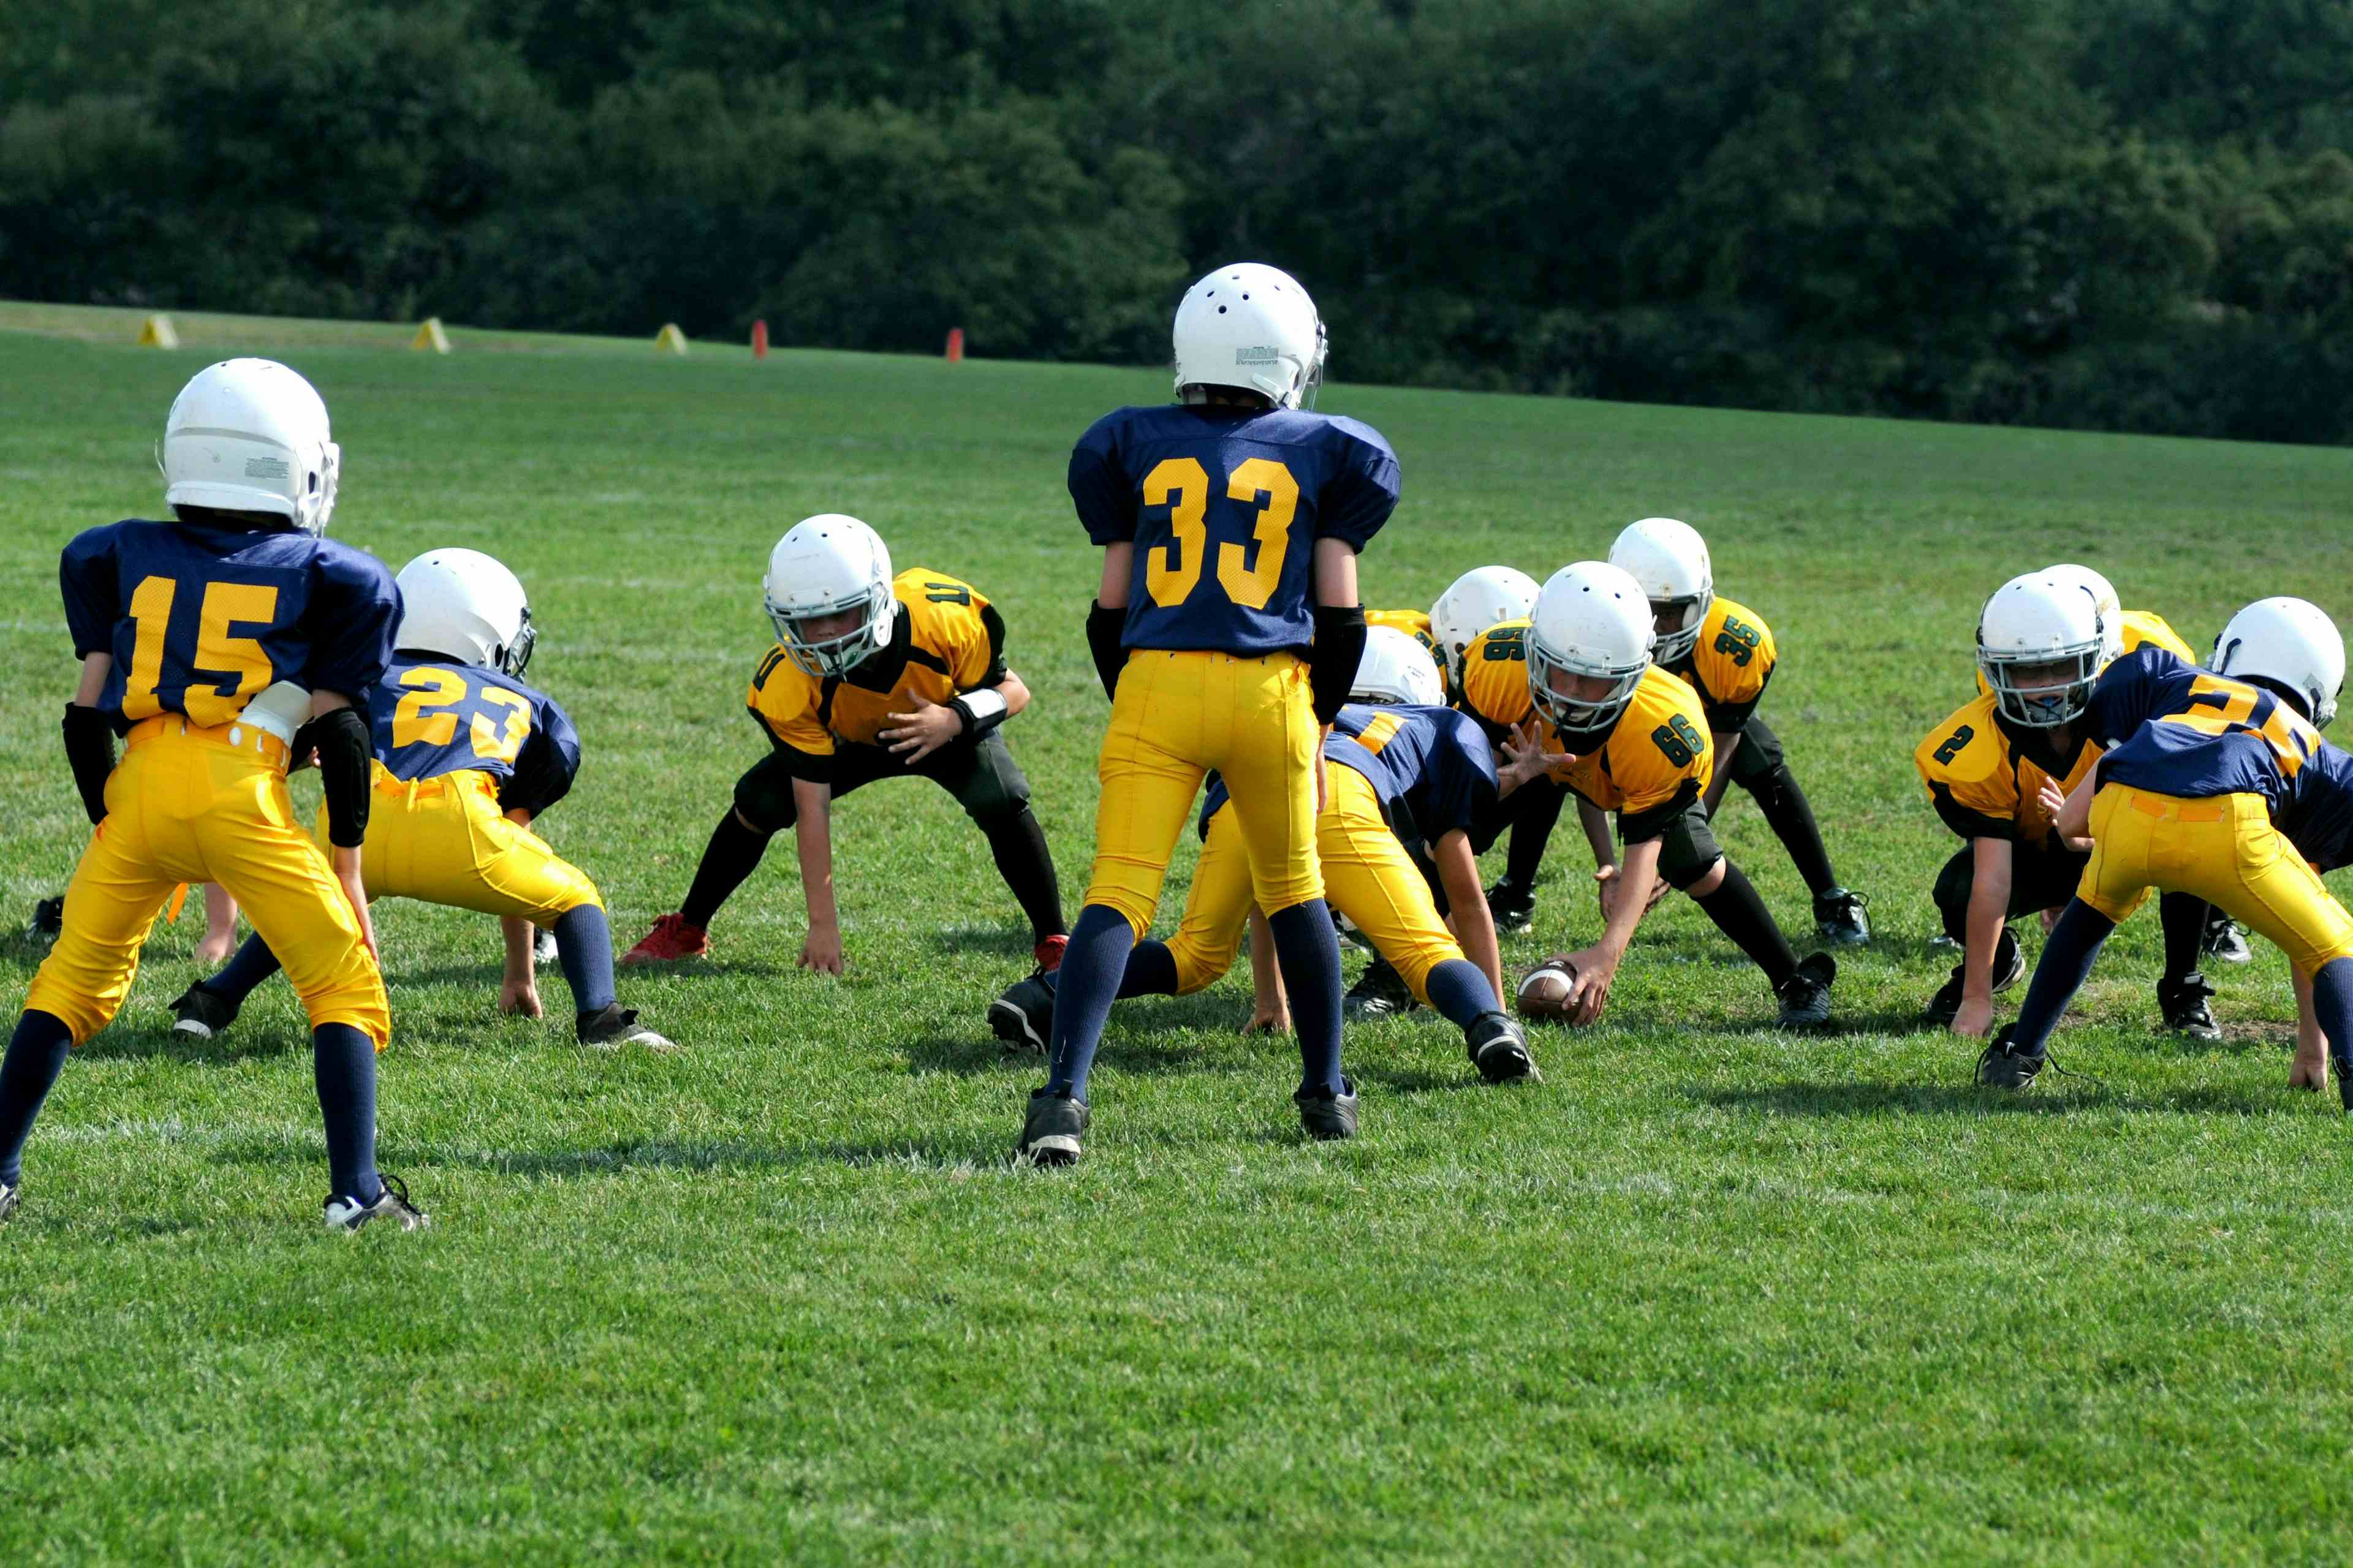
{"left": 2, "top": 300, "right": 2351, "bottom": 1563}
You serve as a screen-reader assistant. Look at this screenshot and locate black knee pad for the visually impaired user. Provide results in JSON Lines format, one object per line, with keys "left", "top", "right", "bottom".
{"left": 950, "top": 736, "right": 1034, "bottom": 824}
{"left": 1931, "top": 847, "right": 1977, "bottom": 938}
{"left": 1653, "top": 804, "right": 1726, "bottom": 892}
{"left": 732, "top": 752, "right": 801, "bottom": 835}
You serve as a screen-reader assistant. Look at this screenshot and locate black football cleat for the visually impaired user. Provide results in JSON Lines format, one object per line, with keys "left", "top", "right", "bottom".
{"left": 1922, "top": 929, "right": 2025, "bottom": 1025}
{"left": 1465, "top": 1011, "right": 1539, "bottom": 1084}
{"left": 577, "top": 1004, "right": 676, "bottom": 1051}
{"left": 27, "top": 896, "right": 64, "bottom": 947}
{"left": 324, "top": 1172, "right": 429, "bottom": 1233}
{"left": 533, "top": 926, "right": 559, "bottom": 969}
{"left": 990, "top": 968, "right": 1058, "bottom": 1054}
{"left": 1485, "top": 879, "right": 1537, "bottom": 936}
{"left": 2157, "top": 972, "right": 2222, "bottom": 1042}
{"left": 2202, "top": 912, "right": 2252, "bottom": 965}
{"left": 1017, "top": 1089, "right": 1088, "bottom": 1165}
{"left": 1331, "top": 906, "right": 1368, "bottom": 953}
{"left": 1813, "top": 887, "right": 1871, "bottom": 947}
{"left": 0, "top": 1180, "right": 17, "bottom": 1224}
{"left": 1343, "top": 956, "right": 1419, "bottom": 1019}
{"left": 1294, "top": 1077, "right": 1360, "bottom": 1142}
{"left": 169, "top": 983, "right": 239, "bottom": 1040}
{"left": 1975, "top": 1026, "right": 2047, "bottom": 1089}
{"left": 1773, "top": 952, "right": 1837, "bottom": 1028}
{"left": 2340, "top": 1067, "right": 2353, "bottom": 1115}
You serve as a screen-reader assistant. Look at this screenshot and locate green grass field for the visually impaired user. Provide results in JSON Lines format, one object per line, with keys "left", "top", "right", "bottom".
{"left": 4, "top": 300, "right": 2352, "bottom": 1564}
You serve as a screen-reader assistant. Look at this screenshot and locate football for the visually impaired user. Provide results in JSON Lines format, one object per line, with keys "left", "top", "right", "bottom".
{"left": 1516, "top": 958, "right": 1580, "bottom": 1021}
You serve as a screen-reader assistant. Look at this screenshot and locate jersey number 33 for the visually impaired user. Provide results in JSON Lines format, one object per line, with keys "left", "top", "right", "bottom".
{"left": 1141, "top": 457, "right": 1300, "bottom": 612}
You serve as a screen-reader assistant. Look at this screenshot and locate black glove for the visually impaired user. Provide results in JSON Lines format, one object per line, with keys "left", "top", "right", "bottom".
{"left": 61, "top": 704, "right": 116, "bottom": 825}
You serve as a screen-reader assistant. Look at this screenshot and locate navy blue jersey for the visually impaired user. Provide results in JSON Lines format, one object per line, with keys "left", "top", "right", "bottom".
{"left": 60, "top": 519, "right": 399, "bottom": 730}
{"left": 2276, "top": 743, "right": 2353, "bottom": 873}
{"left": 2084, "top": 647, "right": 2324, "bottom": 812}
{"left": 1202, "top": 703, "right": 1498, "bottom": 849}
{"left": 371, "top": 653, "right": 582, "bottom": 809}
{"left": 1070, "top": 403, "right": 1399, "bottom": 656}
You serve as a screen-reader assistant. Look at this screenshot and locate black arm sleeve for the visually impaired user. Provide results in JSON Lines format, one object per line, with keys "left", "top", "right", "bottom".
{"left": 1308, "top": 605, "right": 1368, "bottom": 725}
{"left": 976, "top": 602, "right": 1010, "bottom": 689}
{"left": 311, "top": 706, "right": 375, "bottom": 849}
{"left": 1086, "top": 602, "right": 1127, "bottom": 702}
{"left": 1928, "top": 782, "right": 2015, "bottom": 843}
{"left": 498, "top": 732, "right": 576, "bottom": 818}
{"left": 61, "top": 704, "right": 116, "bottom": 825}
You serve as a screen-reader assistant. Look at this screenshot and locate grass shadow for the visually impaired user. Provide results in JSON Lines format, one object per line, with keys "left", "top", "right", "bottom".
{"left": 78, "top": 1024, "right": 305, "bottom": 1066}
{"left": 1686, "top": 1077, "right": 2286, "bottom": 1118}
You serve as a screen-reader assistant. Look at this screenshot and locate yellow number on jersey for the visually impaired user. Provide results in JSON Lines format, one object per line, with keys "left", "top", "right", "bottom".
{"left": 470, "top": 686, "right": 534, "bottom": 763}
{"left": 2159, "top": 672, "right": 2318, "bottom": 776}
{"left": 392, "top": 667, "right": 469, "bottom": 747}
{"left": 121, "top": 575, "right": 281, "bottom": 726}
{"left": 1142, "top": 456, "right": 1302, "bottom": 610}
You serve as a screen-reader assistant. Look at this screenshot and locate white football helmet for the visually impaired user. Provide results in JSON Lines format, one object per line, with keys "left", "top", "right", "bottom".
{"left": 1430, "top": 566, "right": 1541, "bottom": 689}
{"left": 1351, "top": 625, "right": 1447, "bottom": 707}
{"left": 1172, "top": 262, "right": 1327, "bottom": 409}
{"left": 2043, "top": 563, "right": 2125, "bottom": 667}
{"left": 2212, "top": 597, "right": 2344, "bottom": 729}
{"left": 395, "top": 548, "right": 536, "bottom": 676}
{"left": 1526, "top": 562, "right": 1656, "bottom": 733}
{"left": 1608, "top": 517, "right": 1714, "bottom": 665}
{"left": 161, "top": 358, "right": 341, "bottom": 534}
{"left": 1977, "top": 572, "right": 2104, "bottom": 727}
{"left": 765, "top": 514, "right": 895, "bottom": 678}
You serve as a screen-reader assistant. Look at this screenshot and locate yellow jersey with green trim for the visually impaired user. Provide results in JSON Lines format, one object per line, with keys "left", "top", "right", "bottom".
{"left": 1915, "top": 690, "right": 2099, "bottom": 845}
{"left": 1541, "top": 664, "right": 1715, "bottom": 815}
{"left": 1455, "top": 616, "right": 1538, "bottom": 734}
{"left": 1664, "top": 596, "right": 1777, "bottom": 730}
{"left": 1366, "top": 607, "right": 1442, "bottom": 666}
{"left": 746, "top": 569, "right": 1003, "bottom": 754}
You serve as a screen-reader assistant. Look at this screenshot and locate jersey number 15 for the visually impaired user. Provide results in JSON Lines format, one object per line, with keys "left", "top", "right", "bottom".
{"left": 1140, "top": 457, "right": 1300, "bottom": 612}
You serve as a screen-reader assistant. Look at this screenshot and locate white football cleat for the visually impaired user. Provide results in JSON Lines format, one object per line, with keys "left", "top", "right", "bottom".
{"left": 324, "top": 1173, "right": 428, "bottom": 1233}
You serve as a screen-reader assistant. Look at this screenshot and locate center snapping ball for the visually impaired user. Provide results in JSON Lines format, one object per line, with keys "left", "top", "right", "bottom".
{"left": 1517, "top": 958, "right": 1580, "bottom": 1022}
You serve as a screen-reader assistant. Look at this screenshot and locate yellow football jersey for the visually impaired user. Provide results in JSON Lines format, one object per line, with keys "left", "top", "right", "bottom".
{"left": 746, "top": 569, "right": 1001, "bottom": 754}
{"left": 1366, "top": 607, "right": 1441, "bottom": 662}
{"left": 1974, "top": 605, "right": 2195, "bottom": 698}
{"left": 1455, "top": 617, "right": 1538, "bottom": 732}
{"left": 1915, "top": 690, "right": 2099, "bottom": 844}
{"left": 1667, "top": 596, "right": 1778, "bottom": 727}
{"left": 1541, "top": 664, "right": 1715, "bottom": 815}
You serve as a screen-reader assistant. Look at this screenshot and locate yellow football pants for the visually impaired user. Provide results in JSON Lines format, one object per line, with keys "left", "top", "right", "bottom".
{"left": 319, "top": 764, "right": 602, "bottom": 922}
{"left": 25, "top": 723, "right": 388, "bottom": 1047}
{"left": 1085, "top": 649, "right": 1323, "bottom": 936}
{"left": 1167, "top": 763, "right": 1466, "bottom": 1000}
{"left": 2080, "top": 784, "right": 2353, "bottom": 975}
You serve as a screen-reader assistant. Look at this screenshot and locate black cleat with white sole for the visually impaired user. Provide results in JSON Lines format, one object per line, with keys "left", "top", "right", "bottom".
{"left": 1974, "top": 1026, "right": 2047, "bottom": 1089}
{"left": 2158, "top": 972, "right": 2222, "bottom": 1041}
{"left": 990, "top": 968, "right": 1057, "bottom": 1055}
{"left": 2202, "top": 911, "right": 2251, "bottom": 964}
{"left": 169, "top": 983, "right": 239, "bottom": 1040}
{"left": 1773, "top": 952, "right": 1837, "bottom": 1028}
{"left": 1465, "top": 1011, "right": 1537, "bottom": 1083}
{"left": 1294, "top": 1077, "right": 1360, "bottom": 1141}
{"left": 1485, "top": 879, "right": 1537, "bottom": 936}
{"left": 1813, "top": 887, "right": 1871, "bottom": 947}
{"left": 0, "top": 1180, "right": 17, "bottom": 1224}
{"left": 324, "top": 1172, "right": 429, "bottom": 1232}
{"left": 577, "top": 1003, "right": 676, "bottom": 1051}
{"left": 1017, "top": 1089, "right": 1088, "bottom": 1165}
{"left": 1343, "top": 956, "right": 1418, "bottom": 1019}
{"left": 1923, "top": 929, "right": 2025, "bottom": 1026}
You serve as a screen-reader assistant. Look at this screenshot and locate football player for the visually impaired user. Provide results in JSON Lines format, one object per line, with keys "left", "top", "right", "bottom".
{"left": 1975, "top": 598, "right": 2353, "bottom": 1099}
{"left": 1426, "top": 566, "right": 1546, "bottom": 934}
{"left": 0, "top": 358, "right": 423, "bottom": 1232}
{"left": 989, "top": 628, "right": 1537, "bottom": 1083}
{"left": 620, "top": 515, "right": 1064, "bottom": 978}
{"left": 1020, "top": 261, "right": 1395, "bottom": 1164}
{"left": 1917, "top": 571, "right": 2218, "bottom": 1038}
{"left": 1608, "top": 518, "right": 1870, "bottom": 945}
{"left": 1501, "top": 563, "right": 1838, "bottom": 1029}
{"left": 1364, "top": 606, "right": 1442, "bottom": 667}
{"left": 170, "top": 548, "right": 672, "bottom": 1051}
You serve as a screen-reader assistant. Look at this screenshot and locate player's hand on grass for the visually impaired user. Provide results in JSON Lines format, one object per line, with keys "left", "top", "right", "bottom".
{"left": 881, "top": 694, "right": 963, "bottom": 763}
{"left": 1950, "top": 994, "right": 1995, "bottom": 1039}
{"left": 800, "top": 924, "right": 844, "bottom": 975}
{"left": 2290, "top": 1042, "right": 2328, "bottom": 1093}
{"left": 500, "top": 975, "right": 544, "bottom": 1018}
{"left": 1243, "top": 1001, "right": 1292, "bottom": 1036}
{"left": 330, "top": 847, "right": 378, "bottom": 967}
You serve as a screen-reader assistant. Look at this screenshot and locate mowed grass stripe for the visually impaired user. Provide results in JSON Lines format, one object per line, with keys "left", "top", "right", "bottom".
{"left": 0, "top": 312, "right": 2350, "bottom": 1562}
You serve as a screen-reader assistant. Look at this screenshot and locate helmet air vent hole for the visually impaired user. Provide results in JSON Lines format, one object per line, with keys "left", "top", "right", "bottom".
{"left": 1218, "top": 306, "right": 1227, "bottom": 314}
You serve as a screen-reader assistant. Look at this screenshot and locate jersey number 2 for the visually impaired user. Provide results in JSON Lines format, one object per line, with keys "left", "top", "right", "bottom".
{"left": 1141, "top": 457, "right": 1300, "bottom": 612}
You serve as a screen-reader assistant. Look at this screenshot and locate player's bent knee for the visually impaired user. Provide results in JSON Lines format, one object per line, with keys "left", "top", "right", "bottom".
{"left": 732, "top": 757, "right": 800, "bottom": 836}
{"left": 1166, "top": 940, "right": 1235, "bottom": 995}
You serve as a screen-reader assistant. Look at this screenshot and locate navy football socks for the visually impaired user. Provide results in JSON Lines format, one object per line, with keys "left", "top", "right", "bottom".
{"left": 555, "top": 904, "right": 617, "bottom": 1017}
{"left": 312, "top": 1022, "right": 382, "bottom": 1206}
{"left": 2007, "top": 898, "right": 2118, "bottom": 1055}
{"left": 203, "top": 931, "right": 284, "bottom": 1007}
{"left": 2313, "top": 958, "right": 2353, "bottom": 1080}
{"left": 1422, "top": 958, "right": 1498, "bottom": 1029}
{"left": 1267, "top": 900, "right": 1346, "bottom": 1097}
{"left": 1119, "top": 941, "right": 1181, "bottom": 998}
{"left": 1045, "top": 904, "right": 1137, "bottom": 1099}
{"left": 0, "top": 1011, "right": 74, "bottom": 1187}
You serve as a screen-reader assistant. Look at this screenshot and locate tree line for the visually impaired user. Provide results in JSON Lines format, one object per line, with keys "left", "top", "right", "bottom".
{"left": 6, "top": 0, "right": 2353, "bottom": 442}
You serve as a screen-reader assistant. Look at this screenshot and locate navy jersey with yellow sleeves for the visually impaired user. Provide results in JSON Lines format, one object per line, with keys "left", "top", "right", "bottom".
{"left": 1541, "top": 665, "right": 1713, "bottom": 833}
{"left": 372, "top": 653, "right": 583, "bottom": 812}
{"left": 1914, "top": 692, "right": 2098, "bottom": 844}
{"left": 1202, "top": 702, "right": 1499, "bottom": 847}
{"left": 1069, "top": 403, "right": 1398, "bottom": 656}
{"left": 2082, "top": 647, "right": 2323, "bottom": 812}
{"left": 747, "top": 569, "right": 1005, "bottom": 768}
{"left": 1665, "top": 596, "right": 1777, "bottom": 730}
{"left": 1455, "top": 618, "right": 1538, "bottom": 738}
{"left": 59, "top": 518, "right": 399, "bottom": 729}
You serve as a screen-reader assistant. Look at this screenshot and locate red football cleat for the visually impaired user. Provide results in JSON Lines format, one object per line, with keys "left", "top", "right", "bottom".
{"left": 620, "top": 913, "right": 710, "bottom": 965}
{"left": 1034, "top": 933, "right": 1069, "bottom": 974}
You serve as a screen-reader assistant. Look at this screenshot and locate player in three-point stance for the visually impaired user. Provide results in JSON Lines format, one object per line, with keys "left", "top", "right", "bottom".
{"left": 1017, "top": 260, "right": 1395, "bottom": 1164}
{"left": 1918, "top": 569, "right": 2218, "bottom": 1038}
{"left": 1976, "top": 597, "right": 2353, "bottom": 1097}
{"left": 1501, "top": 562, "right": 1838, "bottom": 1029}
{"left": 1607, "top": 518, "right": 1871, "bottom": 946}
{"left": 172, "top": 548, "right": 673, "bottom": 1051}
{"left": 622, "top": 515, "right": 1065, "bottom": 979}
{"left": 991, "top": 627, "right": 1537, "bottom": 1083}
{"left": 0, "top": 358, "right": 425, "bottom": 1231}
